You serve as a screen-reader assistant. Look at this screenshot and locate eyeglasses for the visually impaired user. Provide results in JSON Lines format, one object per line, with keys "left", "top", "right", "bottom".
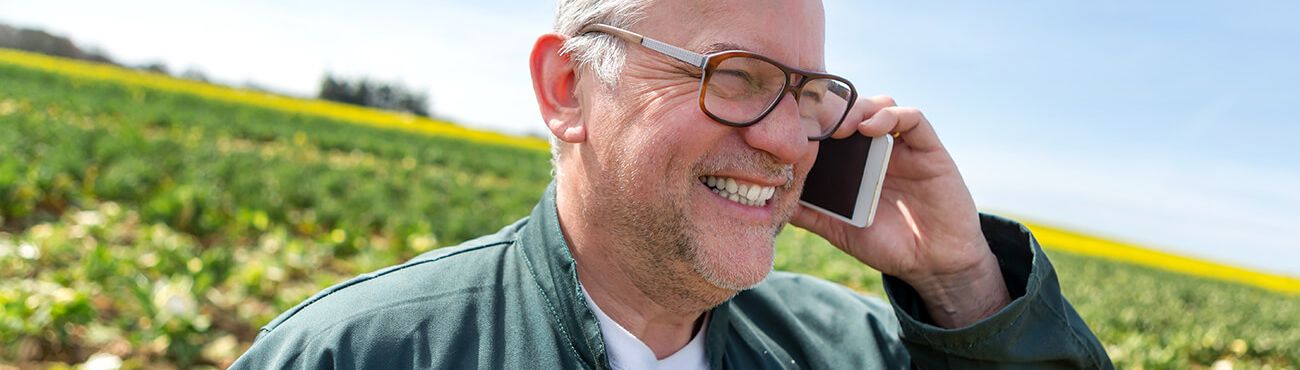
{"left": 579, "top": 23, "right": 857, "bottom": 141}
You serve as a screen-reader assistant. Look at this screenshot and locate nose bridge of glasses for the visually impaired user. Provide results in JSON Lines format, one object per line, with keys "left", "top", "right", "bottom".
{"left": 783, "top": 72, "right": 811, "bottom": 100}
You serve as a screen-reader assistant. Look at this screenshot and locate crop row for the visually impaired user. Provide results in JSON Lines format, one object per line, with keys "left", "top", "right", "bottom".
{"left": 1, "top": 53, "right": 1296, "bottom": 368}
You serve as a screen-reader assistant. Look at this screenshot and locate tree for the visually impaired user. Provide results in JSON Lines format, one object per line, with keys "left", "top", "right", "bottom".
{"left": 317, "top": 74, "right": 431, "bottom": 117}
{"left": 0, "top": 23, "right": 116, "bottom": 64}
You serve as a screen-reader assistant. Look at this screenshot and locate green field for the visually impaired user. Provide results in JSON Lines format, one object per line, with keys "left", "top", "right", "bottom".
{"left": 1, "top": 51, "right": 1297, "bottom": 369}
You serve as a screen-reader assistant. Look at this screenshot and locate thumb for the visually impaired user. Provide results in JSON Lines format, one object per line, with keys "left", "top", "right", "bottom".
{"left": 790, "top": 205, "right": 844, "bottom": 245}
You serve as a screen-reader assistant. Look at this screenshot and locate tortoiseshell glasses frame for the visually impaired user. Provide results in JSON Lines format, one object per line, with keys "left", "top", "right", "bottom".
{"left": 579, "top": 23, "right": 858, "bottom": 141}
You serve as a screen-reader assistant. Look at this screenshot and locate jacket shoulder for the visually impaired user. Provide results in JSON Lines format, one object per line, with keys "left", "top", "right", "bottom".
{"left": 720, "top": 271, "right": 910, "bottom": 367}
{"left": 738, "top": 271, "right": 898, "bottom": 330}
{"left": 230, "top": 219, "right": 532, "bottom": 369}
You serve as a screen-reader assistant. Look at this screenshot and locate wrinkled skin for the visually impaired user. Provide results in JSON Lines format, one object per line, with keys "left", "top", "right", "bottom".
{"left": 530, "top": 0, "right": 1008, "bottom": 359}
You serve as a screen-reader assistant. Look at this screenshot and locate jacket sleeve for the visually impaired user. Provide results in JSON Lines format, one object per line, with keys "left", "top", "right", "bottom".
{"left": 227, "top": 328, "right": 328, "bottom": 370}
{"left": 881, "top": 213, "right": 1114, "bottom": 369}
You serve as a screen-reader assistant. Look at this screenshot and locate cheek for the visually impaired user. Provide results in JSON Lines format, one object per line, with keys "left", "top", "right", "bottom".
{"left": 794, "top": 143, "right": 819, "bottom": 180}
{"left": 594, "top": 73, "right": 736, "bottom": 187}
{"left": 617, "top": 92, "right": 714, "bottom": 167}
{"left": 617, "top": 72, "right": 700, "bottom": 124}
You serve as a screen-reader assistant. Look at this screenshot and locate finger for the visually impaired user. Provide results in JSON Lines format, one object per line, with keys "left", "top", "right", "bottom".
{"left": 832, "top": 95, "right": 897, "bottom": 139}
{"left": 789, "top": 205, "right": 845, "bottom": 245}
{"left": 857, "top": 106, "right": 944, "bottom": 151}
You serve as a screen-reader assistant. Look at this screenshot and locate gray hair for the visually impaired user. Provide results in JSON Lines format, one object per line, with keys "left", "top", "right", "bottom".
{"left": 555, "top": 0, "right": 648, "bottom": 86}
{"left": 549, "top": 0, "right": 649, "bottom": 170}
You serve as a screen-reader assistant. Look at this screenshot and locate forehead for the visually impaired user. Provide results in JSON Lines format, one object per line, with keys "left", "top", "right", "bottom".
{"left": 637, "top": 0, "right": 827, "bottom": 71}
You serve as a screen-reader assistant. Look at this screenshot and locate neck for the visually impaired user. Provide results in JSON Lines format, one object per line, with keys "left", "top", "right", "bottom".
{"left": 555, "top": 176, "right": 726, "bottom": 359}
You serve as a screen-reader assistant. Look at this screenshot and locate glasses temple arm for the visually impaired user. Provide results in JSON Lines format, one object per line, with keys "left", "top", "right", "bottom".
{"left": 827, "top": 82, "right": 851, "bottom": 97}
{"left": 579, "top": 24, "right": 707, "bottom": 68}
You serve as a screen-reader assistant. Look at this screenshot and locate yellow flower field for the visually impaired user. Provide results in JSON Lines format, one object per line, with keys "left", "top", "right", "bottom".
{"left": 1, "top": 46, "right": 1296, "bottom": 296}
{"left": 0, "top": 48, "right": 549, "bottom": 153}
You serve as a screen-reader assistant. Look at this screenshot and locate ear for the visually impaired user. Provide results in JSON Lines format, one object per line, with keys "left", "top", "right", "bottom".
{"left": 530, "top": 33, "right": 586, "bottom": 144}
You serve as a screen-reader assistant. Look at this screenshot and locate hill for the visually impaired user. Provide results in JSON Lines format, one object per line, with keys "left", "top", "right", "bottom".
{"left": 0, "top": 48, "right": 1296, "bottom": 369}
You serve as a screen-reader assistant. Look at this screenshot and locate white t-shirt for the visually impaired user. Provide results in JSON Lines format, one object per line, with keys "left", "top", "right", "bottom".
{"left": 581, "top": 286, "right": 710, "bottom": 370}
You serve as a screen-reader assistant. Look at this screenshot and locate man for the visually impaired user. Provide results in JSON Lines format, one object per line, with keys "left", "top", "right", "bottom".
{"left": 232, "top": 0, "right": 1112, "bottom": 368}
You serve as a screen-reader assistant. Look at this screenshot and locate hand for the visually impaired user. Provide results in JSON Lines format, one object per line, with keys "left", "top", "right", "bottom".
{"left": 790, "top": 96, "right": 1011, "bottom": 328}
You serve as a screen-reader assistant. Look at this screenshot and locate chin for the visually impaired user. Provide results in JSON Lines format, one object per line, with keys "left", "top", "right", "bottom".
{"left": 690, "top": 226, "right": 778, "bottom": 291}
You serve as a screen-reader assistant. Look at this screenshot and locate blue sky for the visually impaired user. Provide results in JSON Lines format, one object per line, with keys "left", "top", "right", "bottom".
{"left": 3, "top": 0, "right": 1297, "bottom": 276}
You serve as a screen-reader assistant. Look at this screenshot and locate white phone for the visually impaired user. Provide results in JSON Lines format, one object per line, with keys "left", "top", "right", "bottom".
{"left": 798, "top": 133, "right": 893, "bottom": 228}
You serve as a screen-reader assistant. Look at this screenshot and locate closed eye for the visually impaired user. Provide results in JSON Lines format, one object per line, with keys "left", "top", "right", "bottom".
{"left": 801, "top": 90, "right": 823, "bottom": 103}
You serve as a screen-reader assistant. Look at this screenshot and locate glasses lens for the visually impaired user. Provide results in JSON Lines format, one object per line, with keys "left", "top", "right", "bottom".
{"left": 703, "top": 56, "right": 787, "bottom": 124}
{"left": 797, "top": 78, "right": 853, "bottom": 138}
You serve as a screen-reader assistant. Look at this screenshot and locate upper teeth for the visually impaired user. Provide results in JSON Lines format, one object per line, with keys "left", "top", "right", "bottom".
{"left": 700, "top": 176, "right": 776, "bottom": 207}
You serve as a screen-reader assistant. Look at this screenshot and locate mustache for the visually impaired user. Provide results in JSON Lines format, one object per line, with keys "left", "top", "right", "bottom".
{"left": 692, "top": 150, "right": 795, "bottom": 189}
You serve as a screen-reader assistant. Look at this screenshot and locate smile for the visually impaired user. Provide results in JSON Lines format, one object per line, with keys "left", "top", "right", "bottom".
{"left": 699, "top": 176, "right": 776, "bottom": 207}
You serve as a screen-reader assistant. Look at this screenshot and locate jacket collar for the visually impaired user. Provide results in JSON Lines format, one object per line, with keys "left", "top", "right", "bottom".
{"left": 517, "top": 182, "right": 610, "bottom": 368}
{"left": 517, "top": 181, "right": 736, "bottom": 369}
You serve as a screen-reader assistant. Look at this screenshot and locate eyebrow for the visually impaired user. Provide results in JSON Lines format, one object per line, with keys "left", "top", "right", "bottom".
{"left": 701, "top": 42, "right": 748, "bottom": 54}
{"left": 699, "top": 42, "right": 827, "bottom": 73}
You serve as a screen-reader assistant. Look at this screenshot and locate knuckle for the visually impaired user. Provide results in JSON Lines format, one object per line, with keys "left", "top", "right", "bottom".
{"left": 874, "top": 95, "right": 898, "bottom": 107}
{"left": 899, "top": 107, "right": 922, "bottom": 119}
{"left": 872, "top": 108, "right": 897, "bottom": 121}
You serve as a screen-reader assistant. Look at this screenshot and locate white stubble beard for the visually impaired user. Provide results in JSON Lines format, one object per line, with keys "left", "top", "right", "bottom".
{"left": 592, "top": 146, "right": 798, "bottom": 309}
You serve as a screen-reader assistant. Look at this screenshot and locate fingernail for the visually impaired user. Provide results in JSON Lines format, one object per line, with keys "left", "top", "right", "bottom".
{"left": 861, "top": 116, "right": 876, "bottom": 128}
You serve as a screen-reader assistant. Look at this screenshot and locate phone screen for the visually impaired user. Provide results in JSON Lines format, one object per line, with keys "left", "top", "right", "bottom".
{"left": 800, "top": 133, "right": 872, "bottom": 219}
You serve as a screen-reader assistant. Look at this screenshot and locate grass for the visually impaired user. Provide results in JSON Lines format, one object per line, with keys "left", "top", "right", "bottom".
{"left": 0, "top": 48, "right": 548, "bottom": 153}
{"left": 1022, "top": 222, "right": 1300, "bottom": 295}
{"left": 1, "top": 47, "right": 1296, "bottom": 369}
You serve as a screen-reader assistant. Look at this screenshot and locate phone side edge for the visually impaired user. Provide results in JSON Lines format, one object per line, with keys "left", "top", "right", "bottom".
{"left": 798, "top": 199, "right": 865, "bottom": 227}
{"left": 855, "top": 135, "right": 894, "bottom": 227}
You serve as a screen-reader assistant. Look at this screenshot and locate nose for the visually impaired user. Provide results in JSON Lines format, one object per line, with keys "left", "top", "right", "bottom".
{"left": 739, "top": 91, "right": 812, "bottom": 165}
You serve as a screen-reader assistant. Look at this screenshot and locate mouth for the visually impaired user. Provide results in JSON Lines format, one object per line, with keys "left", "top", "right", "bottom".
{"left": 699, "top": 175, "right": 777, "bottom": 208}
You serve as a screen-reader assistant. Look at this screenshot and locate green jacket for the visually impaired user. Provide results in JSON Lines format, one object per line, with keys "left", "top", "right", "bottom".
{"left": 231, "top": 183, "right": 1112, "bottom": 369}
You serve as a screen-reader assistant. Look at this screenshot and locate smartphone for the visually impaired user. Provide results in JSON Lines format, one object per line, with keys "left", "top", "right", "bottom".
{"left": 799, "top": 133, "right": 893, "bottom": 228}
